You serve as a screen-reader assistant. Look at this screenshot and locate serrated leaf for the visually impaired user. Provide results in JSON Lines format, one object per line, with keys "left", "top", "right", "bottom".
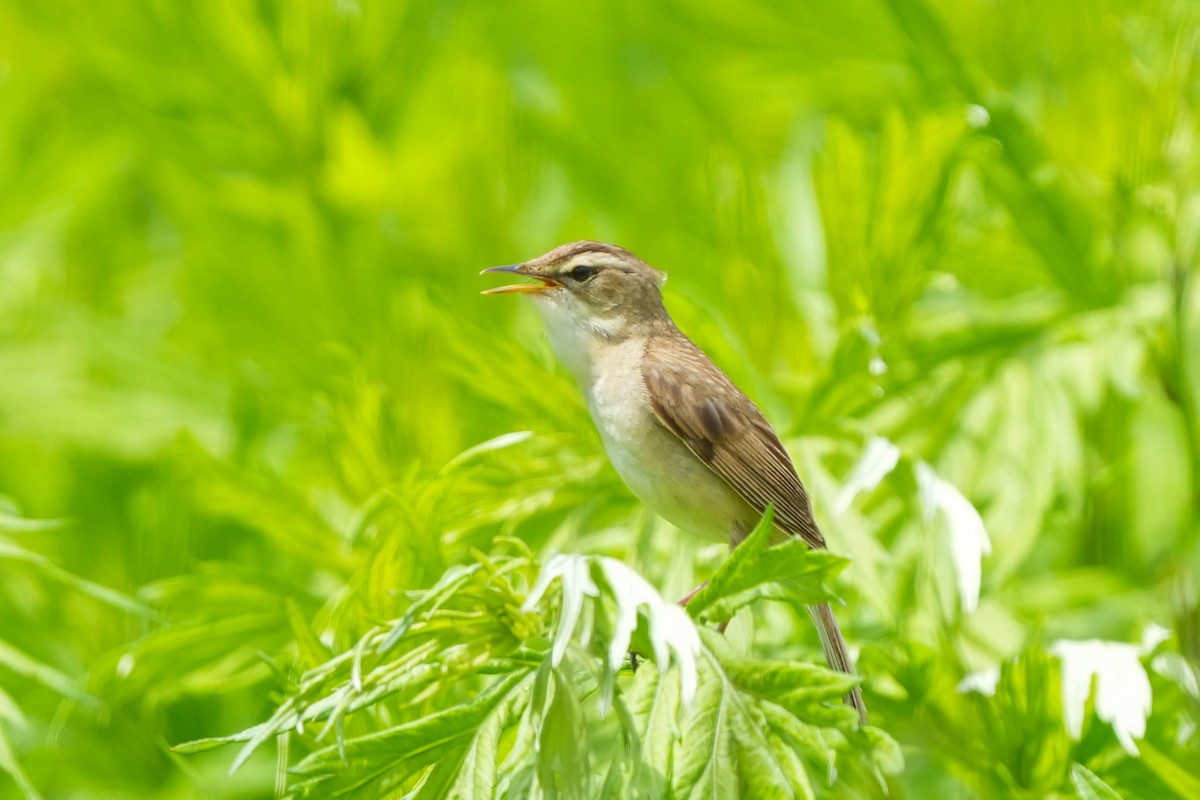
{"left": 700, "top": 577, "right": 842, "bottom": 625}
{"left": 721, "top": 656, "right": 858, "bottom": 707}
{"left": 286, "top": 599, "right": 331, "bottom": 670}
{"left": 537, "top": 668, "right": 590, "bottom": 800}
{"left": 447, "top": 672, "right": 535, "bottom": 799}
{"left": 378, "top": 563, "right": 484, "bottom": 654}
{"left": 760, "top": 703, "right": 839, "bottom": 771}
{"left": 171, "top": 723, "right": 271, "bottom": 755}
{"left": 767, "top": 732, "right": 815, "bottom": 800}
{"left": 293, "top": 670, "right": 528, "bottom": 777}
{"left": 187, "top": 553, "right": 891, "bottom": 798}
{"left": 863, "top": 726, "right": 904, "bottom": 776}
{"left": 670, "top": 638, "right": 847, "bottom": 799}
{"left": 624, "top": 663, "right": 679, "bottom": 796}
{"left": 685, "top": 509, "right": 847, "bottom": 622}
{"left": 728, "top": 703, "right": 796, "bottom": 798}
{"left": 672, "top": 654, "right": 740, "bottom": 799}
{"left": 684, "top": 507, "right": 776, "bottom": 618}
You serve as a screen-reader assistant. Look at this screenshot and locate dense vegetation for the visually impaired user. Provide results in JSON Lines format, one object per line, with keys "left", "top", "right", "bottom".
{"left": 1, "top": 0, "right": 1198, "bottom": 797}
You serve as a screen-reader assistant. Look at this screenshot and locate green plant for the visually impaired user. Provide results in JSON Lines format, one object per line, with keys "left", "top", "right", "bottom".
{"left": 176, "top": 511, "right": 900, "bottom": 798}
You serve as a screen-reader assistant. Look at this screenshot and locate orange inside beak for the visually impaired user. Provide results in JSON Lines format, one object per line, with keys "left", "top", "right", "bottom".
{"left": 479, "top": 265, "right": 562, "bottom": 295}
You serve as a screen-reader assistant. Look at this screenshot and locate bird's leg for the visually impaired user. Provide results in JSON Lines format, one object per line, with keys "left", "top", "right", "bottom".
{"left": 675, "top": 522, "right": 750, "bottom": 630}
{"left": 677, "top": 581, "right": 729, "bottom": 633}
{"left": 676, "top": 580, "right": 708, "bottom": 607}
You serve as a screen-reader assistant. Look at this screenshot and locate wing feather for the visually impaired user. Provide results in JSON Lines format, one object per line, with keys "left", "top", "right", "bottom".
{"left": 642, "top": 332, "right": 826, "bottom": 549}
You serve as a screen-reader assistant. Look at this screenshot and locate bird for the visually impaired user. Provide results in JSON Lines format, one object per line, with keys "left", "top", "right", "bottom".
{"left": 481, "top": 240, "right": 866, "bottom": 722}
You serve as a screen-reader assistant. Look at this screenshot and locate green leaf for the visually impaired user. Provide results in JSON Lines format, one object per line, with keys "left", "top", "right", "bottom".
{"left": 667, "top": 629, "right": 860, "bottom": 799}
{"left": 720, "top": 654, "right": 858, "bottom": 710}
{"left": 170, "top": 723, "right": 273, "bottom": 755}
{"left": 537, "top": 668, "right": 591, "bottom": 800}
{"left": 286, "top": 599, "right": 332, "bottom": 671}
{"left": 447, "top": 671, "right": 536, "bottom": 799}
{"left": 0, "top": 639, "right": 90, "bottom": 704}
{"left": 1070, "top": 764, "right": 1123, "bottom": 800}
{"left": 671, "top": 651, "right": 741, "bottom": 799}
{"left": 1138, "top": 742, "right": 1200, "bottom": 799}
{"left": 863, "top": 726, "right": 904, "bottom": 777}
{"left": 685, "top": 508, "right": 847, "bottom": 623}
{"left": 0, "top": 541, "right": 152, "bottom": 618}
{"left": 0, "top": 510, "right": 64, "bottom": 534}
{"left": 0, "top": 725, "right": 42, "bottom": 800}
{"left": 766, "top": 731, "right": 815, "bottom": 800}
{"left": 441, "top": 430, "right": 534, "bottom": 472}
{"left": 378, "top": 563, "right": 484, "bottom": 654}
{"left": 0, "top": 689, "right": 26, "bottom": 728}
{"left": 292, "top": 670, "right": 530, "bottom": 779}
{"left": 672, "top": 647, "right": 800, "bottom": 799}
{"left": 623, "top": 663, "right": 679, "bottom": 798}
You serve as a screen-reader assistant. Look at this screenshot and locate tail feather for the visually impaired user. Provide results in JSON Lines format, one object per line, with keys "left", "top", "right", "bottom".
{"left": 807, "top": 602, "right": 867, "bottom": 724}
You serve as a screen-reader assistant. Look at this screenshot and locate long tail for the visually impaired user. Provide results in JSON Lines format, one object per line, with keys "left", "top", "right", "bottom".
{"left": 807, "top": 602, "right": 867, "bottom": 724}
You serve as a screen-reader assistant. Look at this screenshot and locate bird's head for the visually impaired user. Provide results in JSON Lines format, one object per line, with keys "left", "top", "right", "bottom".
{"left": 481, "top": 241, "right": 668, "bottom": 339}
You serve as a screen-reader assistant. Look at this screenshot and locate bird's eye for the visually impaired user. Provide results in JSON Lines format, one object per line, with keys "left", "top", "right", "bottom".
{"left": 569, "top": 264, "right": 599, "bottom": 282}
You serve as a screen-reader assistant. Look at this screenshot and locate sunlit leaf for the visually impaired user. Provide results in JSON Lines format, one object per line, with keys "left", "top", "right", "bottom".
{"left": 0, "top": 726, "right": 41, "bottom": 800}
{"left": 685, "top": 508, "right": 847, "bottom": 623}
{"left": 1070, "top": 764, "right": 1124, "bottom": 800}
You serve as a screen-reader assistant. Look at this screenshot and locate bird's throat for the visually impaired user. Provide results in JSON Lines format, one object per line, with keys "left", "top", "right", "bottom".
{"left": 532, "top": 297, "right": 622, "bottom": 386}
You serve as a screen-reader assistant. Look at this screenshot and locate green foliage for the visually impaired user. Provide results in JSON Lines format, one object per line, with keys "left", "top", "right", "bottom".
{"left": 177, "top": 540, "right": 894, "bottom": 797}
{"left": 684, "top": 507, "right": 848, "bottom": 623}
{"left": 1071, "top": 765, "right": 1123, "bottom": 800}
{"left": 1, "top": 0, "right": 1200, "bottom": 797}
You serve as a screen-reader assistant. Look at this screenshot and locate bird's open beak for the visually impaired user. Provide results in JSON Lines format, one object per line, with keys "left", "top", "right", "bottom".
{"left": 480, "top": 264, "right": 562, "bottom": 295}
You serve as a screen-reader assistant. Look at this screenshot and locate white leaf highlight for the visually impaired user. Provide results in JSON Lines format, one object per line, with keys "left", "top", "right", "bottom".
{"left": 956, "top": 666, "right": 1000, "bottom": 696}
{"left": 834, "top": 436, "right": 901, "bottom": 516}
{"left": 523, "top": 553, "right": 599, "bottom": 667}
{"left": 523, "top": 554, "right": 700, "bottom": 711}
{"left": 1051, "top": 639, "right": 1152, "bottom": 756}
{"left": 916, "top": 463, "right": 992, "bottom": 614}
{"left": 597, "top": 558, "right": 700, "bottom": 711}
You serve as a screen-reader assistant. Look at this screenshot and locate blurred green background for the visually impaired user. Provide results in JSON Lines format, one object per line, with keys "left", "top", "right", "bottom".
{"left": 2, "top": 0, "right": 1199, "bottom": 797}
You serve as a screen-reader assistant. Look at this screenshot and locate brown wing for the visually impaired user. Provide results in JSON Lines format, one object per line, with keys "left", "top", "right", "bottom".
{"left": 642, "top": 331, "right": 826, "bottom": 550}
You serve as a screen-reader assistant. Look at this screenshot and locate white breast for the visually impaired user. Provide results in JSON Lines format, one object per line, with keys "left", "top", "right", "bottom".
{"left": 534, "top": 296, "right": 751, "bottom": 542}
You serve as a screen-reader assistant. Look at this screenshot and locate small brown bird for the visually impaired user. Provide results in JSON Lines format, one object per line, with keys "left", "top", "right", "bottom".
{"left": 482, "top": 241, "right": 866, "bottom": 722}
